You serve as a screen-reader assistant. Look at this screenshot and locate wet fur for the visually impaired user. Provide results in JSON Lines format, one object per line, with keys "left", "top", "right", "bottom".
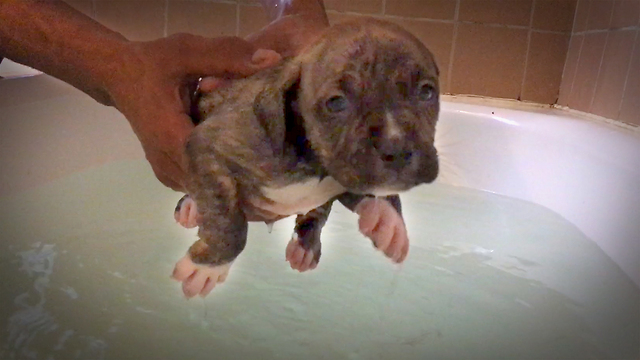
{"left": 182, "top": 18, "right": 440, "bottom": 267}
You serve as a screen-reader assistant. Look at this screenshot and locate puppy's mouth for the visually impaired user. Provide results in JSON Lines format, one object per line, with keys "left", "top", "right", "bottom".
{"left": 327, "top": 144, "right": 439, "bottom": 195}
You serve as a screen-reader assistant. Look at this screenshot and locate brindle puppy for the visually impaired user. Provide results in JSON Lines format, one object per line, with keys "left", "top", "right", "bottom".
{"left": 172, "top": 18, "right": 440, "bottom": 298}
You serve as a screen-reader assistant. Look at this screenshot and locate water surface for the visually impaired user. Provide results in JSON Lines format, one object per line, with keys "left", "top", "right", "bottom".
{"left": 1, "top": 160, "right": 638, "bottom": 360}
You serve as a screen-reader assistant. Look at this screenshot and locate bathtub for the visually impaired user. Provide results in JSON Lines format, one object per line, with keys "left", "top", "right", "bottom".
{"left": 1, "top": 74, "right": 639, "bottom": 360}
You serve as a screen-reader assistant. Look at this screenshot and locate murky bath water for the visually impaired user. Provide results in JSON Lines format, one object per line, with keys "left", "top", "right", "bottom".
{"left": 0, "top": 160, "right": 638, "bottom": 360}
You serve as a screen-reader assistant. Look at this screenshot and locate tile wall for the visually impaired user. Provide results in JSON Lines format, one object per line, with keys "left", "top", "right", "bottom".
{"left": 558, "top": 0, "right": 639, "bottom": 125}
{"left": 62, "top": 0, "right": 638, "bottom": 125}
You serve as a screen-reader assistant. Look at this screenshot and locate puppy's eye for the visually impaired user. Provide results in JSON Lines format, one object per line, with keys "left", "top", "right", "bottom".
{"left": 326, "top": 96, "right": 348, "bottom": 113}
{"left": 419, "top": 84, "right": 436, "bottom": 101}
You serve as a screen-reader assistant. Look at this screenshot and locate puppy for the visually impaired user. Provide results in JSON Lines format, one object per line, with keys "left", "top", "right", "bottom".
{"left": 172, "top": 18, "right": 440, "bottom": 298}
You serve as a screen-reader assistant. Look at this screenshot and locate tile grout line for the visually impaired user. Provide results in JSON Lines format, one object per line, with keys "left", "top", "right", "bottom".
{"left": 557, "top": 0, "right": 584, "bottom": 104}
{"left": 326, "top": 11, "right": 570, "bottom": 34}
{"left": 587, "top": 32, "right": 608, "bottom": 111}
{"left": 520, "top": 0, "right": 536, "bottom": 100}
{"left": 588, "top": 0, "right": 619, "bottom": 111}
{"left": 91, "top": 0, "right": 96, "bottom": 19}
{"left": 574, "top": 25, "right": 640, "bottom": 35}
{"left": 566, "top": 34, "right": 585, "bottom": 107}
{"left": 446, "top": 0, "right": 461, "bottom": 93}
{"left": 567, "top": 0, "right": 591, "bottom": 108}
{"left": 615, "top": 28, "right": 639, "bottom": 120}
{"left": 381, "top": 0, "right": 386, "bottom": 16}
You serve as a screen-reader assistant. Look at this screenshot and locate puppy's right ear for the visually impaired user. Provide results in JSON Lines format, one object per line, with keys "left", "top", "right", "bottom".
{"left": 253, "top": 61, "right": 302, "bottom": 155}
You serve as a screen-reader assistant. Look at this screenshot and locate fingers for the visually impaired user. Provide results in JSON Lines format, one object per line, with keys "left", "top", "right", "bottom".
{"left": 245, "top": 15, "right": 326, "bottom": 58}
{"left": 117, "top": 35, "right": 281, "bottom": 193}
{"left": 171, "top": 35, "right": 281, "bottom": 78}
{"left": 198, "top": 77, "right": 231, "bottom": 93}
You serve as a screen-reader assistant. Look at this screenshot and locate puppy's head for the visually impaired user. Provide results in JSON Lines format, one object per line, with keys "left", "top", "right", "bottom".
{"left": 296, "top": 18, "right": 440, "bottom": 195}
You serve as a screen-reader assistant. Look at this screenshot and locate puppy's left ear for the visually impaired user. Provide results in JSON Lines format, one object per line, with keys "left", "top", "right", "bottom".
{"left": 253, "top": 61, "right": 302, "bottom": 155}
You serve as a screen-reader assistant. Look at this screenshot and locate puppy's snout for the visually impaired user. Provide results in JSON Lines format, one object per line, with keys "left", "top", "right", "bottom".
{"left": 370, "top": 126, "right": 413, "bottom": 169}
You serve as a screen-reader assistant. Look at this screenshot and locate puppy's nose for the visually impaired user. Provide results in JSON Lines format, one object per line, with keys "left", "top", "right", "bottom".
{"left": 371, "top": 133, "right": 413, "bottom": 169}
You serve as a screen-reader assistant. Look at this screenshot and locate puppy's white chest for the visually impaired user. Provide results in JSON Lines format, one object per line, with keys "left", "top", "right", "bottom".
{"left": 260, "top": 177, "right": 345, "bottom": 215}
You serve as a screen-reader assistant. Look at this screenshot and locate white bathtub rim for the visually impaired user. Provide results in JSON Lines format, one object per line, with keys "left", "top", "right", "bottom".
{"left": 442, "top": 94, "right": 640, "bottom": 134}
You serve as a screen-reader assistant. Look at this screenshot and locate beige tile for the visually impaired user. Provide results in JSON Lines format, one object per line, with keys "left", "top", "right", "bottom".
{"left": 324, "top": 0, "right": 383, "bottom": 14}
{"left": 384, "top": 0, "right": 457, "bottom": 20}
{"left": 558, "top": 34, "right": 584, "bottom": 105}
{"left": 618, "top": 31, "right": 640, "bottom": 125}
{"left": 167, "top": 1, "right": 237, "bottom": 37}
{"left": 611, "top": 0, "right": 640, "bottom": 28}
{"left": 385, "top": 18, "right": 454, "bottom": 92}
{"left": 239, "top": 4, "right": 271, "bottom": 37}
{"left": 450, "top": 24, "right": 529, "bottom": 99}
{"left": 458, "top": 0, "right": 534, "bottom": 26}
{"left": 567, "top": 32, "right": 607, "bottom": 112}
{"left": 95, "top": 1, "right": 165, "bottom": 41}
{"left": 64, "top": 0, "right": 93, "bottom": 17}
{"left": 532, "top": 0, "right": 577, "bottom": 32}
{"left": 522, "top": 32, "right": 571, "bottom": 104}
{"left": 586, "top": 0, "right": 614, "bottom": 30}
{"left": 573, "top": 0, "right": 590, "bottom": 32}
{"left": 591, "top": 30, "right": 636, "bottom": 118}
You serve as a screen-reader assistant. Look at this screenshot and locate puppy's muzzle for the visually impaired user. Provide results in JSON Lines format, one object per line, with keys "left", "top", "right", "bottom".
{"left": 371, "top": 135, "right": 413, "bottom": 170}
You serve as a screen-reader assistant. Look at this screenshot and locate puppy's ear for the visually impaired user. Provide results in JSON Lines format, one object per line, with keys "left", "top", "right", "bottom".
{"left": 253, "top": 61, "right": 302, "bottom": 155}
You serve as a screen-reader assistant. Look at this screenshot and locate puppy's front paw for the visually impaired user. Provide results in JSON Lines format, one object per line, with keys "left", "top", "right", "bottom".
{"left": 174, "top": 195, "right": 199, "bottom": 229}
{"left": 285, "top": 234, "right": 319, "bottom": 272}
{"left": 356, "top": 198, "right": 409, "bottom": 263}
{"left": 172, "top": 255, "right": 232, "bottom": 298}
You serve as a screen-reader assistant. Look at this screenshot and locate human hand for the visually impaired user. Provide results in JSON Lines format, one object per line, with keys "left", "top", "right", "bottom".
{"left": 106, "top": 34, "right": 281, "bottom": 191}
{"left": 198, "top": 13, "right": 328, "bottom": 93}
{"left": 247, "top": 13, "right": 328, "bottom": 58}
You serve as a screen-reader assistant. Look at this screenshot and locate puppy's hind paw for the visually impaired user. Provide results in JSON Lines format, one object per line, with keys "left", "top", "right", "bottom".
{"left": 174, "top": 195, "right": 200, "bottom": 229}
{"left": 285, "top": 234, "right": 319, "bottom": 272}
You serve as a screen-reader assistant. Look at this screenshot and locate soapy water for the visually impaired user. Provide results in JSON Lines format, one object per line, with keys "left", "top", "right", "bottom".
{"left": 0, "top": 160, "right": 638, "bottom": 360}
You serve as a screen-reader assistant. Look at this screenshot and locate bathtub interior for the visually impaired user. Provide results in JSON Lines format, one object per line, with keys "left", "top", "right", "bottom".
{"left": 0, "top": 59, "right": 42, "bottom": 79}
{"left": 0, "top": 76, "right": 639, "bottom": 360}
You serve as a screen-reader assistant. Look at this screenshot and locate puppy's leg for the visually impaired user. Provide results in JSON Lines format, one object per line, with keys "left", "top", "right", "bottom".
{"left": 286, "top": 201, "right": 333, "bottom": 272}
{"left": 337, "top": 193, "right": 409, "bottom": 263}
{"left": 172, "top": 154, "right": 248, "bottom": 298}
{"left": 174, "top": 195, "right": 200, "bottom": 228}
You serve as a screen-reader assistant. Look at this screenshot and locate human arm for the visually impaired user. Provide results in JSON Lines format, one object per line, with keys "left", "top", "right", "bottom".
{"left": 0, "top": 0, "right": 280, "bottom": 191}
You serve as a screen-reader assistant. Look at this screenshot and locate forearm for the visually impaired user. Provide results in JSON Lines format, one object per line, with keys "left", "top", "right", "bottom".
{"left": 260, "top": 0, "right": 328, "bottom": 24}
{"left": 0, "top": 0, "right": 129, "bottom": 105}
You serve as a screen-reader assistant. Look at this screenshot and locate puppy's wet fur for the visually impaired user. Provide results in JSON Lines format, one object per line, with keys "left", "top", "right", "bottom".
{"left": 181, "top": 17, "right": 440, "bottom": 270}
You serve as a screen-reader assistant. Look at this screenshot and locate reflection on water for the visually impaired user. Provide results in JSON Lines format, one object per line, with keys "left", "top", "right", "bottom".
{"left": 0, "top": 160, "right": 638, "bottom": 360}
{"left": 4, "top": 243, "right": 108, "bottom": 360}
